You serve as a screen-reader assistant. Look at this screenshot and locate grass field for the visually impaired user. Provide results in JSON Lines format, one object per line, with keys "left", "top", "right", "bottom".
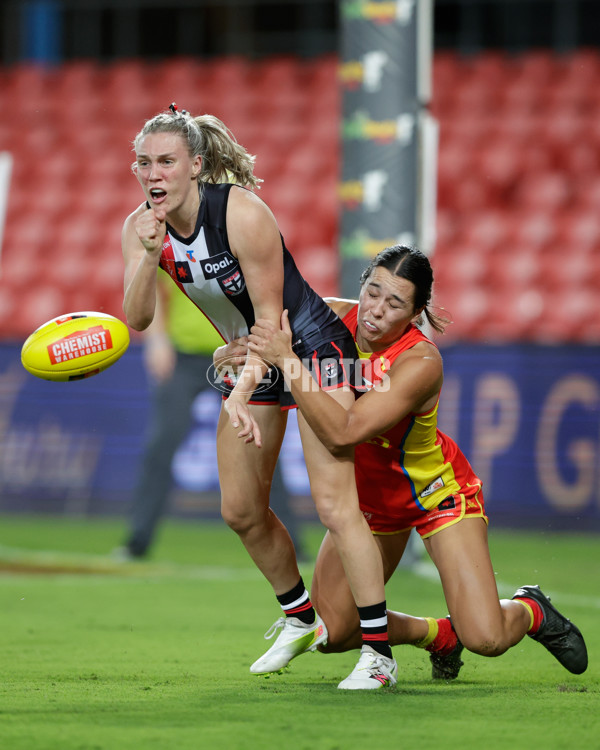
{"left": 0, "top": 513, "right": 597, "bottom": 750}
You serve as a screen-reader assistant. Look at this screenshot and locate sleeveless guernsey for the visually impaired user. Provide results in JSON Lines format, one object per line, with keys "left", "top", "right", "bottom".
{"left": 158, "top": 183, "right": 357, "bottom": 404}
{"left": 342, "top": 305, "right": 483, "bottom": 530}
{"left": 158, "top": 183, "right": 349, "bottom": 356}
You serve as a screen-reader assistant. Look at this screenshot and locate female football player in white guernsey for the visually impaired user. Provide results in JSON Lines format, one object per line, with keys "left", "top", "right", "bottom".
{"left": 121, "top": 105, "right": 395, "bottom": 689}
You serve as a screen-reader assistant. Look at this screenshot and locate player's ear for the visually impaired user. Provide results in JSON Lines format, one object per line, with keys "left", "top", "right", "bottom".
{"left": 413, "top": 306, "right": 425, "bottom": 322}
{"left": 191, "top": 155, "right": 202, "bottom": 179}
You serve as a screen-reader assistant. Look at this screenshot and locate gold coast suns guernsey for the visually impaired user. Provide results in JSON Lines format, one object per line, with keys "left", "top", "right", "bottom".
{"left": 342, "top": 306, "right": 482, "bottom": 526}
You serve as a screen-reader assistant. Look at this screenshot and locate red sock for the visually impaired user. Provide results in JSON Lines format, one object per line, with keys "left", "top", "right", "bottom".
{"left": 515, "top": 597, "right": 544, "bottom": 635}
{"left": 425, "top": 618, "right": 457, "bottom": 656}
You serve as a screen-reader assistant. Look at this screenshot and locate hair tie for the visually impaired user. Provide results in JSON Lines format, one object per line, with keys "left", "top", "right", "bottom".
{"left": 169, "top": 102, "right": 188, "bottom": 116}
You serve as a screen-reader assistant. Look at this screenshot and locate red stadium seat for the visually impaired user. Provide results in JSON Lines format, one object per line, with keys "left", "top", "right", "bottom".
{"left": 433, "top": 286, "right": 491, "bottom": 342}
{"left": 561, "top": 140, "right": 600, "bottom": 179}
{"left": 435, "top": 210, "right": 459, "bottom": 248}
{"left": 502, "top": 77, "right": 545, "bottom": 115}
{"left": 294, "top": 244, "right": 340, "bottom": 298}
{"left": 2, "top": 51, "right": 600, "bottom": 344}
{"left": 533, "top": 287, "right": 596, "bottom": 343}
{"left": 11, "top": 286, "right": 69, "bottom": 339}
{"left": 481, "top": 288, "right": 546, "bottom": 342}
{"left": 459, "top": 210, "right": 511, "bottom": 252}
{"left": 514, "top": 137, "right": 555, "bottom": 176}
{"left": 484, "top": 245, "right": 542, "bottom": 292}
{"left": 513, "top": 50, "right": 556, "bottom": 86}
{"left": 541, "top": 256, "right": 589, "bottom": 294}
{"left": 475, "top": 139, "right": 522, "bottom": 194}
{"left": 555, "top": 208, "right": 600, "bottom": 250}
{"left": 510, "top": 209, "right": 557, "bottom": 248}
{"left": 571, "top": 174, "right": 600, "bottom": 212}
{"left": 433, "top": 243, "right": 489, "bottom": 291}
{"left": 512, "top": 170, "right": 572, "bottom": 211}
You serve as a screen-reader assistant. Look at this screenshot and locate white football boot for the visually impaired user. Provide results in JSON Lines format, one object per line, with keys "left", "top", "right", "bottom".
{"left": 337, "top": 645, "right": 398, "bottom": 690}
{"left": 250, "top": 615, "right": 328, "bottom": 674}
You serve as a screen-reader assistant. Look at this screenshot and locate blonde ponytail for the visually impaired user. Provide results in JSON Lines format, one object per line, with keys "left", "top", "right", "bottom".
{"left": 194, "top": 115, "right": 262, "bottom": 189}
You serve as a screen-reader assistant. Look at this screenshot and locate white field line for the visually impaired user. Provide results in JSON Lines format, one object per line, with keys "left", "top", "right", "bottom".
{"left": 0, "top": 544, "right": 265, "bottom": 580}
{"left": 1, "top": 545, "right": 599, "bottom": 610}
{"left": 412, "top": 560, "right": 600, "bottom": 611}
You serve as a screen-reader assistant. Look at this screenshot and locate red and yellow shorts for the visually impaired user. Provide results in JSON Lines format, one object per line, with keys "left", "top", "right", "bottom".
{"left": 362, "top": 482, "right": 488, "bottom": 539}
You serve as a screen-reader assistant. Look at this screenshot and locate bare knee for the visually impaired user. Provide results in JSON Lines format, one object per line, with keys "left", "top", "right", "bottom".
{"left": 221, "top": 499, "right": 266, "bottom": 537}
{"left": 315, "top": 503, "right": 342, "bottom": 532}
{"left": 314, "top": 495, "right": 355, "bottom": 534}
{"left": 317, "top": 624, "right": 360, "bottom": 654}
{"left": 459, "top": 626, "right": 510, "bottom": 657}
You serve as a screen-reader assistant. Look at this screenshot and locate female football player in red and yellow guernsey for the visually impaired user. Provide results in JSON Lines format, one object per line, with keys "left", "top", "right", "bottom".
{"left": 242, "top": 245, "right": 587, "bottom": 680}
{"left": 121, "top": 105, "right": 395, "bottom": 690}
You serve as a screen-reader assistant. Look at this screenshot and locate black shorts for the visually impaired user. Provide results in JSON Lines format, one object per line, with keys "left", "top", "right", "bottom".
{"left": 215, "top": 280, "right": 359, "bottom": 408}
{"left": 217, "top": 332, "right": 359, "bottom": 409}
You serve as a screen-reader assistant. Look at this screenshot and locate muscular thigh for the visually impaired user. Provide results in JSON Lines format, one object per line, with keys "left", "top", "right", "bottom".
{"left": 374, "top": 532, "right": 412, "bottom": 582}
{"left": 297, "top": 389, "right": 357, "bottom": 508}
{"left": 424, "top": 518, "right": 502, "bottom": 634}
{"left": 217, "top": 402, "right": 287, "bottom": 514}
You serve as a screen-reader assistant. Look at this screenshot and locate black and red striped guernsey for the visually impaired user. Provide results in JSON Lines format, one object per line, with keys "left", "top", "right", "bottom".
{"left": 158, "top": 182, "right": 347, "bottom": 354}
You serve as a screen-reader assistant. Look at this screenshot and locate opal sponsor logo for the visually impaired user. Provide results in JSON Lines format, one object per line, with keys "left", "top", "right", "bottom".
{"left": 201, "top": 253, "right": 236, "bottom": 279}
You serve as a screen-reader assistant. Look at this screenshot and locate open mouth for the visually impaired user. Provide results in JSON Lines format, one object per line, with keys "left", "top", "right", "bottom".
{"left": 149, "top": 188, "right": 166, "bottom": 201}
{"left": 362, "top": 319, "right": 378, "bottom": 333}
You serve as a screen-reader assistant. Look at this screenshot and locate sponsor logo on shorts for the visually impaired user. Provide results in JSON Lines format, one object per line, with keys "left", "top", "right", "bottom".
{"left": 48, "top": 326, "right": 113, "bottom": 364}
{"left": 437, "top": 495, "right": 456, "bottom": 511}
{"left": 427, "top": 511, "right": 455, "bottom": 522}
{"left": 420, "top": 476, "right": 445, "bottom": 499}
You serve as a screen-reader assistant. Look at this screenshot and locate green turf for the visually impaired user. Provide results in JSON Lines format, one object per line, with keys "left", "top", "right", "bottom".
{"left": 0, "top": 514, "right": 597, "bottom": 750}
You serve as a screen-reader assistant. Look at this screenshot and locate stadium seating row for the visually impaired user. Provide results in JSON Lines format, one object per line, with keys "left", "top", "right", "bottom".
{"left": 1, "top": 50, "right": 599, "bottom": 343}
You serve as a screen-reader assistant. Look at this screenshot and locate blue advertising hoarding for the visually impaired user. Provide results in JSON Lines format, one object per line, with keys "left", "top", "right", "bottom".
{"left": 437, "top": 344, "right": 600, "bottom": 529}
{"left": 0, "top": 342, "right": 598, "bottom": 530}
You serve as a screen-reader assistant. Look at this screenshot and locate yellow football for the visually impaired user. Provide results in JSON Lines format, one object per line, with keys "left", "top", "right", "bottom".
{"left": 21, "top": 311, "right": 130, "bottom": 382}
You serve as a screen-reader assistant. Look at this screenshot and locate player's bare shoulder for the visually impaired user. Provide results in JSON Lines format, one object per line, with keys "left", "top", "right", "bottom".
{"left": 227, "top": 183, "right": 273, "bottom": 220}
{"left": 390, "top": 338, "right": 443, "bottom": 386}
{"left": 397, "top": 338, "right": 442, "bottom": 368}
{"left": 385, "top": 338, "right": 443, "bottom": 411}
{"left": 226, "top": 184, "right": 281, "bottom": 257}
{"left": 323, "top": 297, "right": 357, "bottom": 318}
